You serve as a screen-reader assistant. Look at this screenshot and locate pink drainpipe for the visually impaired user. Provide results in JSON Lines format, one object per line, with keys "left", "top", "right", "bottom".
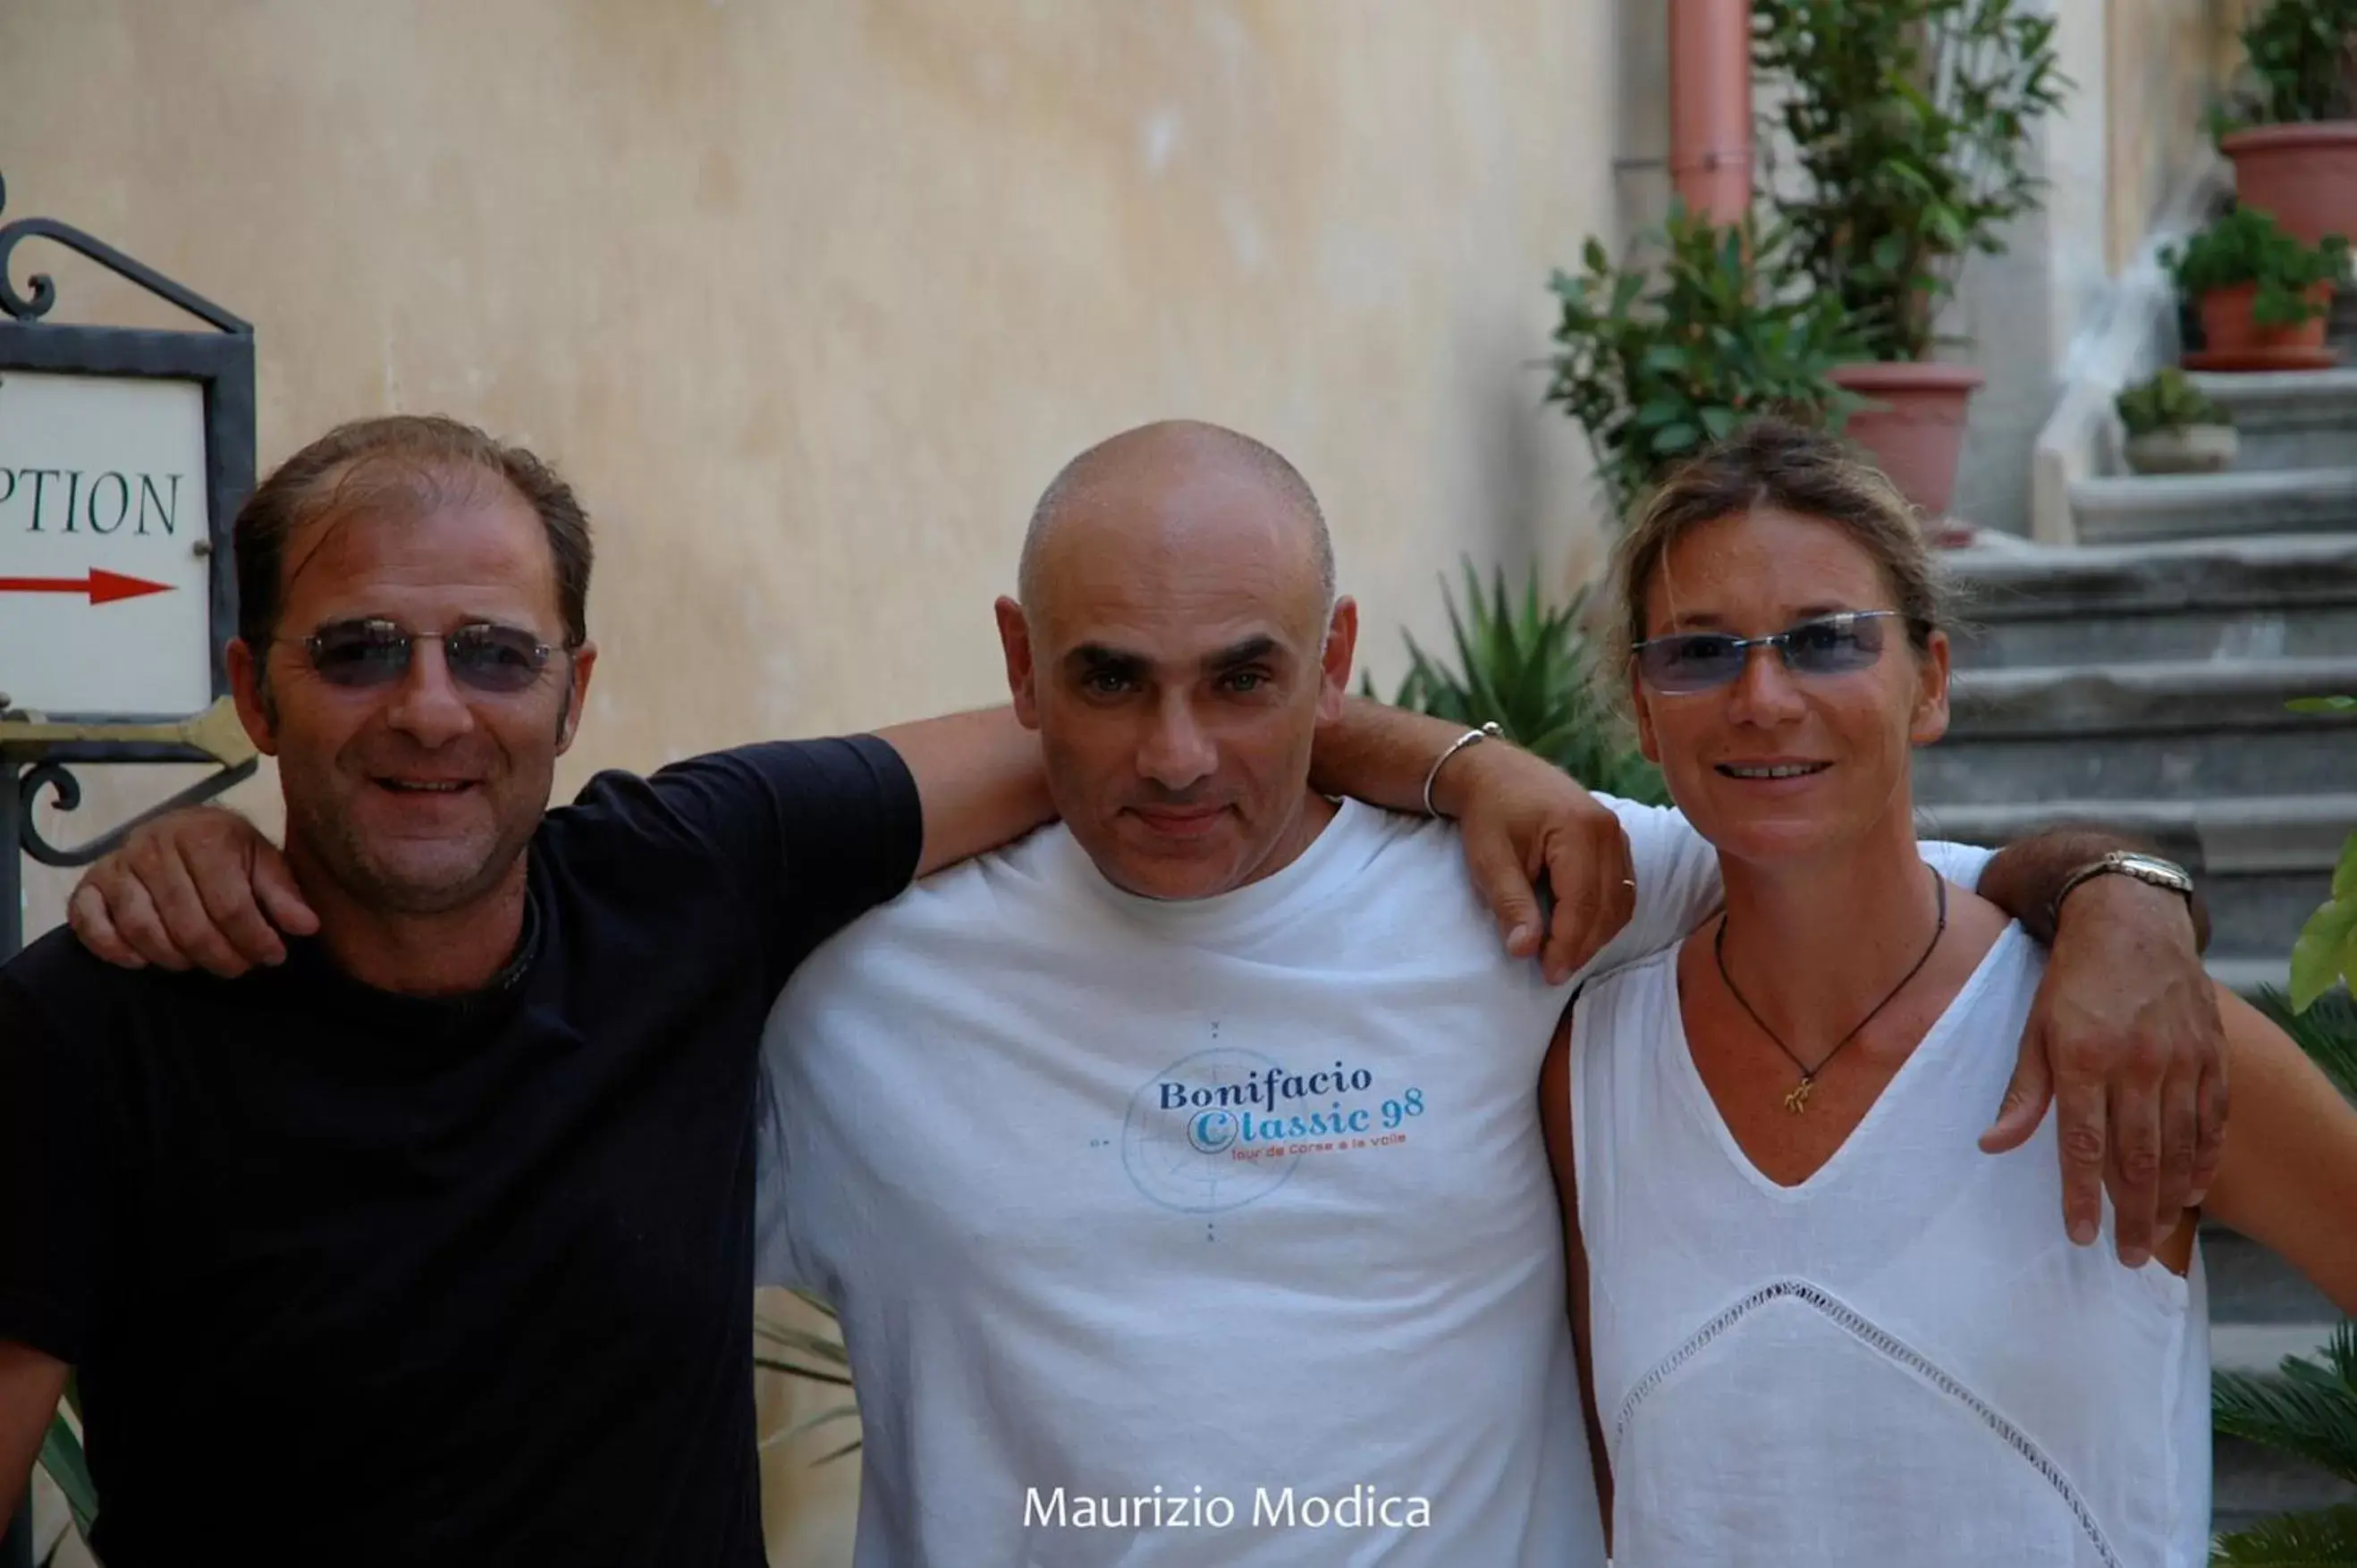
{"left": 1668, "top": 0, "right": 1754, "bottom": 223}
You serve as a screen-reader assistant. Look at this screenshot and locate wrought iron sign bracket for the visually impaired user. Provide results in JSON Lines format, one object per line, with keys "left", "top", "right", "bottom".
{"left": 0, "top": 695, "right": 262, "bottom": 867}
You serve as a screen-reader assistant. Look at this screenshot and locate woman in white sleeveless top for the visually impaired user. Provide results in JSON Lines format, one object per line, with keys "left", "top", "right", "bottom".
{"left": 1537, "top": 420, "right": 2357, "bottom": 1566}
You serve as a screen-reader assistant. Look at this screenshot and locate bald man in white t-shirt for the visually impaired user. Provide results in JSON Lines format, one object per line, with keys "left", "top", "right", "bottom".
{"left": 756, "top": 421, "right": 2218, "bottom": 1567}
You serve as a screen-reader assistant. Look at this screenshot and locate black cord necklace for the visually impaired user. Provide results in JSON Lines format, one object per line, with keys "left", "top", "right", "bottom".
{"left": 1713, "top": 864, "right": 1947, "bottom": 1114}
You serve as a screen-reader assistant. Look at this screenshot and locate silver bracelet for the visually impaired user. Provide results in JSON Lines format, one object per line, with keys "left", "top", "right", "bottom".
{"left": 1421, "top": 722, "right": 1502, "bottom": 817}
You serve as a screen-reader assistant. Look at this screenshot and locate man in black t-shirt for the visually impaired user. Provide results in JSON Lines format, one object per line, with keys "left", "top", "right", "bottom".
{"left": 0, "top": 415, "right": 1644, "bottom": 1564}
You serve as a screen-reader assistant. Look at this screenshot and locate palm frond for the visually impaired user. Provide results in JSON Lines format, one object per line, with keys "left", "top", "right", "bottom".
{"left": 2209, "top": 1501, "right": 2357, "bottom": 1565}
{"left": 1372, "top": 560, "right": 1666, "bottom": 805}
{"left": 753, "top": 1356, "right": 855, "bottom": 1387}
{"left": 753, "top": 1294, "right": 865, "bottom": 1465}
{"left": 753, "top": 1316, "right": 851, "bottom": 1369}
{"left": 38, "top": 1399, "right": 97, "bottom": 1543}
{"left": 2253, "top": 986, "right": 2357, "bottom": 1104}
{"left": 2214, "top": 1335, "right": 2357, "bottom": 1486}
{"left": 759, "top": 1402, "right": 862, "bottom": 1451}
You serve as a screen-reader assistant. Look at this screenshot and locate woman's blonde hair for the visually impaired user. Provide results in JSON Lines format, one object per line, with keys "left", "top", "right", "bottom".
{"left": 1606, "top": 418, "right": 1954, "bottom": 693}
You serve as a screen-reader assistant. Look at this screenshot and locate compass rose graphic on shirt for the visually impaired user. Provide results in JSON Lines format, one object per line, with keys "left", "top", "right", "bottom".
{"left": 1121, "top": 1046, "right": 1301, "bottom": 1214}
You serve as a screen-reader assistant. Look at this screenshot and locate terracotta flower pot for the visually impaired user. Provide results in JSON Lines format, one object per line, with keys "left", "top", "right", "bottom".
{"left": 2222, "top": 122, "right": 2357, "bottom": 249}
{"left": 2189, "top": 282, "right": 2336, "bottom": 371}
{"left": 1828, "top": 361, "right": 1985, "bottom": 520}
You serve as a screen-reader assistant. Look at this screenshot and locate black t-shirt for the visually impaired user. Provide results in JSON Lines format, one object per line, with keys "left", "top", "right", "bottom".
{"left": 0, "top": 737, "right": 922, "bottom": 1566}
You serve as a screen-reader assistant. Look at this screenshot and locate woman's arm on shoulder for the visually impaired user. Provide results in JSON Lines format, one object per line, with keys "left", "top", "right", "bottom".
{"left": 2198, "top": 985, "right": 2357, "bottom": 1315}
{"left": 1540, "top": 1002, "right": 1613, "bottom": 1535}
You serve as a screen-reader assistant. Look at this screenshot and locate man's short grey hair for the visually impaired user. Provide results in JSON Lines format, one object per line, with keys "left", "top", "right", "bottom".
{"left": 1017, "top": 422, "right": 1337, "bottom": 610}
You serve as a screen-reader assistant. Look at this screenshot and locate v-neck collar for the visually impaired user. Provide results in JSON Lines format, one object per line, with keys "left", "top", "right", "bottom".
{"left": 1665, "top": 919, "right": 2027, "bottom": 1200}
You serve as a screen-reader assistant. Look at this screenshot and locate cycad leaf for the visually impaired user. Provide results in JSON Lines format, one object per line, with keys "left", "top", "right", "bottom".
{"left": 2251, "top": 987, "right": 2357, "bottom": 1104}
{"left": 39, "top": 1408, "right": 98, "bottom": 1542}
{"left": 754, "top": 1355, "right": 855, "bottom": 1387}
{"left": 2209, "top": 1502, "right": 2357, "bottom": 1565}
{"left": 788, "top": 1289, "right": 841, "bottom": 1321}
{"left": 1375, "top": 556, "right": 1661, "bottom": 800}
{"left": 753, "top": 1319, "right": 852, "bottom": 1369}
{"left": 760, "top": 1402, "right": 863, "bottom": 1450}
{"left": 2213, "top": 1354, "right": 2357, "bottom": 1486}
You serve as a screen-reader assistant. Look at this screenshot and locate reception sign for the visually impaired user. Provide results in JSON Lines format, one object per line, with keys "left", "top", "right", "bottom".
{"left": 0, "top": 170, "right": 251, "bottom": 726}
{"left": 0, "top": 370, "right": 217, "bottom": 718}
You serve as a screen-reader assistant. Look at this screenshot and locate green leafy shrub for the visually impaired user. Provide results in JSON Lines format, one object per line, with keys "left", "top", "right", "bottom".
{"left": 2165, "top": 207, "right": 2353, "bottom": 328}
{"left": 1544, "top": 202, "right": 1863, "bottom": 518}
{"left": 2114, "top": 369, "right": 2232, "bottom": 436}
{"left": 1367, "top": 561, "right": 1667, "bottom": 805}
{"left": 2221, "top": 0, "right": 2357, "bottom": 128}
{"left": 2281, "top": 700, "right": 2357, "bottom": 1012}
{"left": 1753, "top": 0, "right": 2069, "bottom": 363}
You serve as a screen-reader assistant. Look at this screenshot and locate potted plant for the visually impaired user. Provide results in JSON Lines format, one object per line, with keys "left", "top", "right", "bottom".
{"left": 2217, "top": 0, "right": 2357, "bottom": 249}
{"left": 2113, "top": 368, "right": 2237, "bottom": 475}
{"left": 1366, "top": 561, "right": 1668, "bottom": 805}
{"left": 2164, "top": 207, "right": 2352, "bottom": 371}
{"left": 1543, "top": 201, "right": 1863, "bottom": 520}
{"left": 1753, "top": 0, "right": 2068, "bottom": 519}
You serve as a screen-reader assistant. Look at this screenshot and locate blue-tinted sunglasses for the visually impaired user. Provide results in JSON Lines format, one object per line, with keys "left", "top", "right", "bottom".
{"left": 1634, "top": 611, "right": 1909, "bottom": 695}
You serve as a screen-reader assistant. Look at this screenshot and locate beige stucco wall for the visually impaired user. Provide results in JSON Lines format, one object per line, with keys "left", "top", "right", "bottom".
{"left": 2104, "top": 0, "right": 2248, "bottom": 274}
{"left": 2, "top": 2, "right": 1631, "bottom": 1560}
{"left": 1953, "top": 0, "right": 2243, "bottom": 535}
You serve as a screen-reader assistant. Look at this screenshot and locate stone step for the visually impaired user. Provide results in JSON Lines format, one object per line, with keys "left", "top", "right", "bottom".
{"left": 2069, "top": 466, "right": 2357, "bottom": 545}
{"left": 2213, "top": 1321, "right": 2344, "bottom": 1375}
{"left": 2209, "top": 954, "right": 2292, "bottom": 998}
{"left": 1919, "top": 656, "right": 2357, "bottom": 804}
{"left": 2187, "top": 368, "right": 2357, "bottom": 472}
{"left": 1914, "top": 794, "right": 2352, "bottom": 959}
{"left": 2211, "top": 1312, "right": 2357, "bottom": 1537}
{"left": 2214, "top": 1434, "right": 2357, "bottom": 1538}
{"left": 2202, "top": 1223, "right": 2344, "bottom": 1328}
{"left": 1948, "top": 532, "right": 2357, "bottom": 669}
{"left": 2205, "top": 1227, "right": 2353, "bottom": 1535}
{"left": 2203, "top": 869, "right": 2334, "bottom": 959}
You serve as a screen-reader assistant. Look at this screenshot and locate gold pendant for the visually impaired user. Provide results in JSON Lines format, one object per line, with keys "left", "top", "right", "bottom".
{"left": 1784, "top": 1076, "right": 1815, "bottom": 1114}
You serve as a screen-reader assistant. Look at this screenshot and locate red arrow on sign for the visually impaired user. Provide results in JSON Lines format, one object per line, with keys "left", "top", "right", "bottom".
{"left": 0, "top": 569, "right": 174, "bottom": 604}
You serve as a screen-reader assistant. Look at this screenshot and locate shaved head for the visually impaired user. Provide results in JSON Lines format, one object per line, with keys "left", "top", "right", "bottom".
{"left": 1017, "top": 420, "right": 1336, "bottom": 615}
{"left": 994, "top": 419, "right": 1357, "bottom": 901}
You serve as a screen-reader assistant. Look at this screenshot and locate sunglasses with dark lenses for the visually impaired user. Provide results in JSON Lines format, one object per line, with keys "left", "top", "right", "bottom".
{"left": 1634, "top": 610, "right": 1906, "bottom": 695}
{"left": 295, "top": 619, "right": 562, "bottom": 695}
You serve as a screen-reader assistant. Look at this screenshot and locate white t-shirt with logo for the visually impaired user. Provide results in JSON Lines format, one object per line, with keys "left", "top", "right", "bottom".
{"left": 754, "top": 797, "right": 1992, "bottom": 1567}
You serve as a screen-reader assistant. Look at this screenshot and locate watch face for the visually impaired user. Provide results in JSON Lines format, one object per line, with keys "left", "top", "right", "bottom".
{"left": 2113, "top": 852, "right": 2193, "bottom": 890}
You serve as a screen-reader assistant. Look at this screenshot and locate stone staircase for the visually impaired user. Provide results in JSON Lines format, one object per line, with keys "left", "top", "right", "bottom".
{"left": 1920, "top": 367, "right": 2357, "bottom": 1537}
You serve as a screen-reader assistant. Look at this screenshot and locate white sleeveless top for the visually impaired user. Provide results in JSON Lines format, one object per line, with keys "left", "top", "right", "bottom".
{"left": 1570, "top": 922, "right": 2212, "bottom": 1567}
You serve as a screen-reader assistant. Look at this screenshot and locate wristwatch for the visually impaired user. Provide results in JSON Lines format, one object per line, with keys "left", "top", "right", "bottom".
{"left": 2049, "top": 849, "right": 2196, "bottom": 926}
